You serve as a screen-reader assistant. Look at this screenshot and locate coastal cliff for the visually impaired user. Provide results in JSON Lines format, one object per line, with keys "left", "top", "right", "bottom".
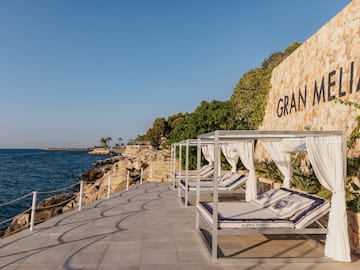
{"left": 3, "top": 146, "right": 172, "bottom": 237}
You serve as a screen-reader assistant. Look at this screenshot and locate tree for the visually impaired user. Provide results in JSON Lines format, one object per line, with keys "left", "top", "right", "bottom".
{"left": 146, "top": 117, "right": 167, "bottom": 148}
{"left": 230, "top": 42, "right": 302, "bottom": 130}
{"left": 118, "top": 137, "right": 124, "bottom": 147}
{"left": 99, "top": 137, "right": 112, "bottom": 148}
{"left": 105, "top": 137, "right": 112, "bottom": 148}
{"left": 99, "top": 137, "right": 107, "bottom": 148}
{"left": 168, "top": 100, "right": 237, "bottom": 142}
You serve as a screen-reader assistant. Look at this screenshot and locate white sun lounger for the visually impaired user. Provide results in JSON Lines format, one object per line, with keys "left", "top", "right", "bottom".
{"left": 178, "top": 173, "right": 247, "bottom": 207}
{"left": 180, "top": 172, "right": 247, "bottom": 192}
{"left": 173, "top": 165, "right": 214, "bottom": 180}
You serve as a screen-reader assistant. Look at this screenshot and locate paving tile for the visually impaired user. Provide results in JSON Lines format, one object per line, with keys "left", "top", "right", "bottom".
{"left": 100, "top": 265, "right": 140, "bottom": 270}
{"left": 141, "top": 264, "right": 179, "bottom": 270}
{"left": 106, "top": 241, "right": 141, "bottom": 253}
{"left": 102, "top": 251, "right": 141, "bottom": 265}
{"left": 142, "top": 240, "right": 177, "bottom": 251}
{"left": 0, "top": 255, "right": 28, "bottom": 270}
{"left": 175, "top": 239, "right": 203, "bottom": 251}
{"left": 222, "top": 264, "right": 265, "bottom": 270}
{"left": 64, "top": 251, "right": 104, "bottom": 266}
{"left": 140, "top": 250, "right": 178, "bottom": 264}
{"left": 1, "top": 183, "right": 360, "bottom": 270}
{"left": 15, "top": 264, "right": 61, "bottom": 270}
{"left": 177, "top": 250, "right": 210, "bottom": 263}
{"left": 142, "top": 232, "right": 174, "bottom": 241}
{"left": 21, "top": 249, "right": 70, "bottom": 264}
{"left": 110, "top": 232, "right": 143, "bottom": 242}
{"left": 57, "top": 264, "right": 98, "bottom": 270}
{"left": 176, "top": 264, "right": 224, "bottom": 270}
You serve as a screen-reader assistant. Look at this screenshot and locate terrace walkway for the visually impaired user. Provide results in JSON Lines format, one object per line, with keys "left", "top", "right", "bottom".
{"left": 0, "top": 182, "right": 359, "bottom": 270}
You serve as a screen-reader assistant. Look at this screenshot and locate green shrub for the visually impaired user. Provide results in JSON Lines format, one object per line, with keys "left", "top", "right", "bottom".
{"left": 256, "top": 159, "right": 283, "bottom": 183}
{"left": 347, "top": 196, "right": 360, "bottom": 212}
{"left": 256, "top": 153, "right": 321, "bottom": 194}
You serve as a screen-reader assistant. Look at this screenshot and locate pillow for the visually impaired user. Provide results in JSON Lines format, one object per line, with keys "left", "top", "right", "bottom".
{"left": 218, "top": 172, "right": 233, "bottom": 183}
{"left": 253, "top": 189, "right": 290, "bottom": 207}
{"left": 221, "top": 173, "right": 243, "bottom": 186}
{"left": 268, "top": 194, "right": 314, "bottom": 219}
{"left": 201, "top": 167, "right": 214, "bottom": 178}
{"left": 199, "top": 165, "right": 211, "bottom": 174}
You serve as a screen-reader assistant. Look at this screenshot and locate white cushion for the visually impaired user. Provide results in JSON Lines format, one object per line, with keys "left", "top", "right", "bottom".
{"left": 268, "top": 194, "right": 314, "bottom": 219}
{"left": 220, "top": 173, "right": 241, "bottom": 186}
{"left": 253, "top": 189, "right": 290, "bottom": 207}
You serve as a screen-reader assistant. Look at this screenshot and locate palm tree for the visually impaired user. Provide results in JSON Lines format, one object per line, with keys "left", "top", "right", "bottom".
{"left": 118, "top": 137, "right": 124, "bottom": 147}
{"left": 99, "top": 137, "right": 107, "bottom": 148}
{"left": 99, "top": 137, "right": 112, "bottom": 148}
{"left": 105, "top": 137, "right": 112, "bottom": 148}
{"left": 114, "top": 143, "right": 120, "bottom": 149}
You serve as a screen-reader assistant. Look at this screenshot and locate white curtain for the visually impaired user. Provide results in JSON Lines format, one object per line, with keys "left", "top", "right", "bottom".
{"left": 263, "top": 141, "right": 293, "bottom": 188}
{"left": 221, "top": 144, "right": 239, "bottom": 173}
{"left": 201, "top": 145, "right": 214, "bottom": 166}
{"left": 280, "top": 138, "right": 307, "bottom": 152}
{"left": 306, "top": 136, "right": 351, "bottom": 262}
{"left": 236, "top": 141, "right": 257, "bottom": 201}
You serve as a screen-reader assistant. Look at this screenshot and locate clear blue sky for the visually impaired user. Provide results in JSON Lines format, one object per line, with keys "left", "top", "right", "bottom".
{"left": 0, "top": 0, "right": 351, "bottom": 148}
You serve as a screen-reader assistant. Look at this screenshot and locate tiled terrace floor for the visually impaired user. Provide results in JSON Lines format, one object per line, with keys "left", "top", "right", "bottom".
{"left": 0, "top": 182, "right": 359, "bottom": 270}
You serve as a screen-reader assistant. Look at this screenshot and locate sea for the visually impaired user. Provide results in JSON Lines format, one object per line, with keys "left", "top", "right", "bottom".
{"left": 0, "top": 149, "right": 108, "bottom": 227}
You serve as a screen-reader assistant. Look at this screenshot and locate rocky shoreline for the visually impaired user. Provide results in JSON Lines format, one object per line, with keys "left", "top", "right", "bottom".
{"left": 1, "top": 146, "right": 172, "bottom": 238}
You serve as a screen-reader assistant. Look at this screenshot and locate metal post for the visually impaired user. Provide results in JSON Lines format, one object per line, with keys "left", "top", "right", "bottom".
{"left": 195, "top": 138, "right": 201, "bottom": 230}
{"left": 140, "top": 168, "right": 143, "bottom": 185}
{"left": 212, "top": 131, "right": 220, "bottom": 262}
{"left": 79, "top": 181, "right": 84, "bottom": 211}
{"left": 30, "top": 191, "right": 37, "bottom": 232}
{"left": 126, "top": 171, "right": 130, "bottom": 190}
{"left": 185, "top": 140, "right": 189, "bottom": 208}
{"left": 178, "top": 144, "right": 182, "bottom": 178}
{"left": 107, "top": 175, "right": 111, "bottom": 199}
{"left": 171, "top": 144, "right": 175, "bottom": 190}
{"left": 178, "top": 144, "right": 182, "bottom": 198}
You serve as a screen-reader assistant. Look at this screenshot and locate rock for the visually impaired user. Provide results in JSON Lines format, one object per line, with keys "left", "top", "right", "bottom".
{"left": 4, "top": 213, "right": 30, "bottom": 237}
{"left": 92, "top": 156, "right": 123, "bottom": 168}
{"left": 80, "top": 168, "right": 104, "bottom": 182}
{"left": 88, "top": 148, "right": 112, "bottom": 156}
{"left": 348, "top": 210, "right": 360, "bottom": 255}
{"left": 4, "top": 193, "right": 75, "bottom": 237}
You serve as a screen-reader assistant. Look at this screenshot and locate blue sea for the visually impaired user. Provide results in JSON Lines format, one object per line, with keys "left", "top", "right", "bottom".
{"left": 0, "top": 149, "right": 107, "bottom": 227}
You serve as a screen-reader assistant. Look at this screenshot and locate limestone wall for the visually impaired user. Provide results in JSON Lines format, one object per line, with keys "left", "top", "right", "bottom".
{"left": 348, "top": 210, "right": 360, "bottom": 255}
{"left": 259, "top": 0, "right": 360, "bottom": 254}
{"left": 260, "top": 0, "right": 360, "bottom": 156}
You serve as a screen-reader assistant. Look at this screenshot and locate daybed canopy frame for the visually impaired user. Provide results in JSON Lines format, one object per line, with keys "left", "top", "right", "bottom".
{"left": 173, "top": 138, "right": 242, "bottom": 207}
{"left": 171, "top": 139, "right": 214, "bottom": 197}
{"left": 195, "top": 130, "right": 350, "bottom": 263}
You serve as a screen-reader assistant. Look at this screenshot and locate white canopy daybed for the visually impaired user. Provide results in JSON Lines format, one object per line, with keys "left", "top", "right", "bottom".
{"left": 171, "top": 139, "right": 216, "bottom": 203}
{"left": 179, "top": 138, "right": 254, "bottom": 207}
{"left": 195, "top": 130, "right": 351, "bottom": 263}
{"left": 171, "top": 140, "right": 215, "bottom": 185}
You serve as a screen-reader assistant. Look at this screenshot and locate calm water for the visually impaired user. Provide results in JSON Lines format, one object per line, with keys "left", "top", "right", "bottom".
{"left": 0, "top": 149, "right": 107, "bottom": 225}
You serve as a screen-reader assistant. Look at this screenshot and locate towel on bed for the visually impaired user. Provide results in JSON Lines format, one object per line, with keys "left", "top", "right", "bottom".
{"left": 268, "top": 193, "right": 314, "bottom": 219}
{"left": 253, "top": 189, "right": 290, "bottom": 207}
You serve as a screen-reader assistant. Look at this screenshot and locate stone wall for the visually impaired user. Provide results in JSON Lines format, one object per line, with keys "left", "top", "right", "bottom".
{"left": 259, "top": 0, "right": 360, "bottom": 254}
{"left": 260, "top": 0, "right": 360, "bottom": 156}
{"left": 348, "top": 210, "right": 360, "bottom": 255}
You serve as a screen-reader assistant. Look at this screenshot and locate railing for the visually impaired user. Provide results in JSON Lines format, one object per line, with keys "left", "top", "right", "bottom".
{"left": 0, "top": 168, "right": 146, "bottom": 236}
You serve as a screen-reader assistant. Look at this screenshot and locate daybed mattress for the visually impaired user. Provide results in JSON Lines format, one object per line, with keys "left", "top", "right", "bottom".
{"left": 180, "top": 174, "right": 246, "bottom": 192}
{"left": 197, "top": 187, "right": 330, "bottom": 229}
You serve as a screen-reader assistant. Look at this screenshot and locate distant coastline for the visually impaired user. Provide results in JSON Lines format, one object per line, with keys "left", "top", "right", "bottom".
{"left": 44, "top": 147, "right": 89, "bottom": 151}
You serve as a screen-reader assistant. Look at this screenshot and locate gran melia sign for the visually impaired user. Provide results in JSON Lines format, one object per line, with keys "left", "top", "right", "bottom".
{"left": 276, "top": 61, "right": 360, "bottom": 118}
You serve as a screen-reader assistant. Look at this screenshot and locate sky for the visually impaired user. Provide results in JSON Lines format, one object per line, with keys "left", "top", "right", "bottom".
{"left": 0, "top": 0, "right": 351, "bottom": 148}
